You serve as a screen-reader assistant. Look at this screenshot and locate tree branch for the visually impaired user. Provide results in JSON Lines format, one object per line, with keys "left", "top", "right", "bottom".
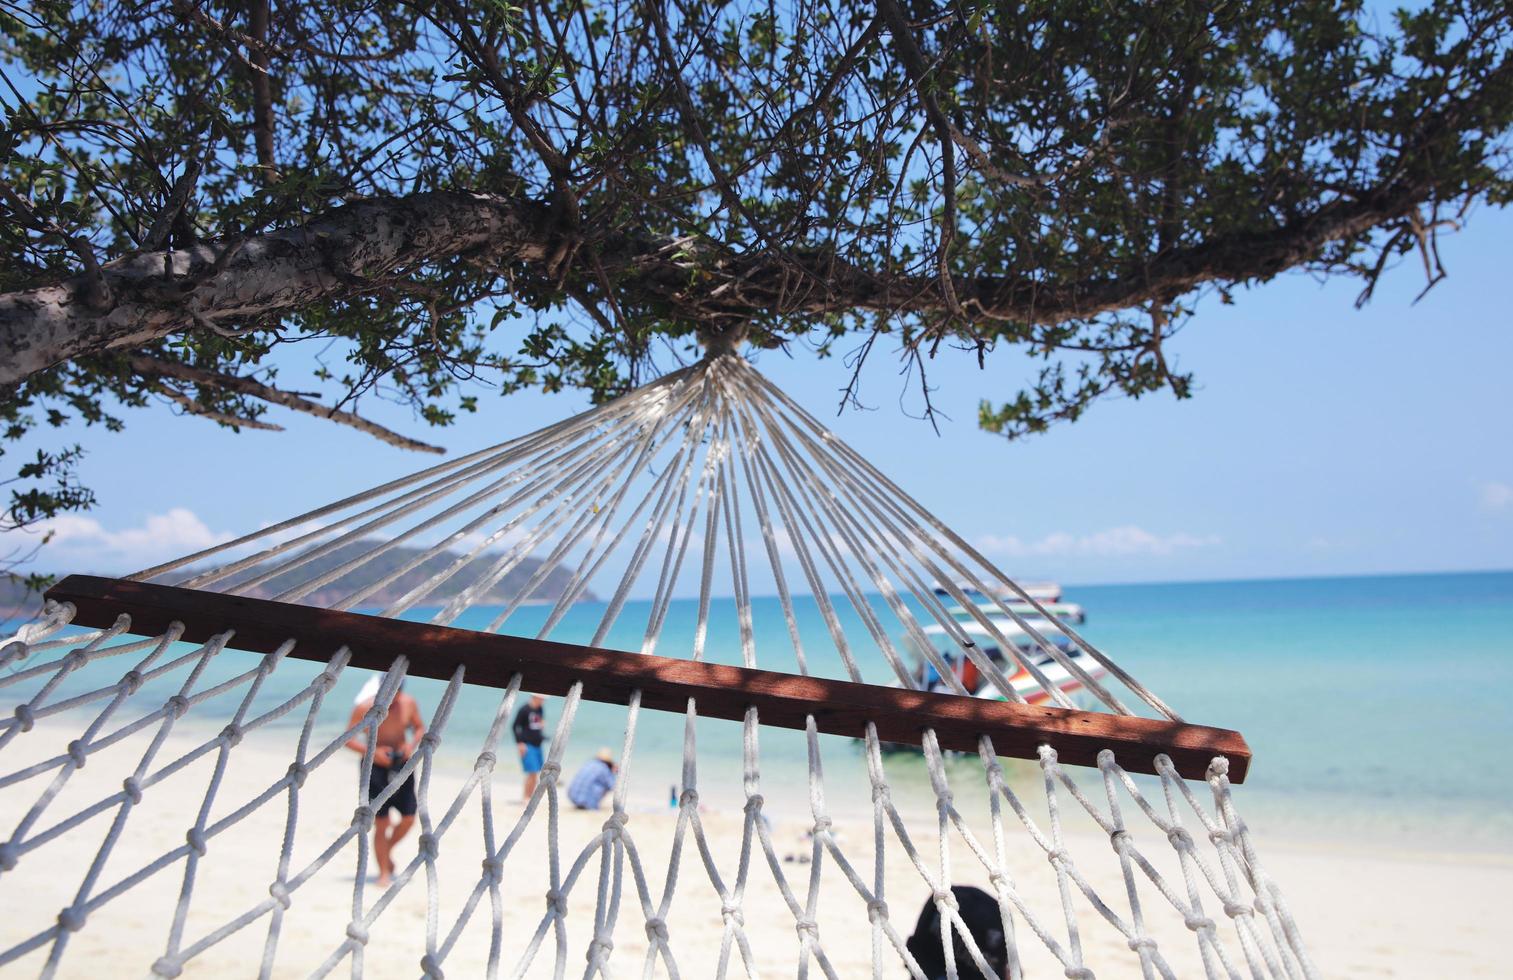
{"left": 876, "top": 0, "right": 962, "bottom": 315}
{"left": 0, "top": 171, "right": 1457, "bottom": 392}
{"left": 247, "top": 0, "right": 277, "bottom": 180}
{"left": 0, "top": 191, "right": 553, "bottom": 387}
{"left": 145, "top": 379, "right": 285, "bottom": 430}
{"left": 127, "top": 354, "right": 445, "bottom": 452}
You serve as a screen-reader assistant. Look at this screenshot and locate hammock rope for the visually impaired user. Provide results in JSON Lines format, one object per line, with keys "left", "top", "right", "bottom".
{"left": 0, "top": 353, "right": 1316, "bottom": 978}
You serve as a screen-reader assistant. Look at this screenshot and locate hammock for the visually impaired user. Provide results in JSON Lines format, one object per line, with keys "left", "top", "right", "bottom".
{"left": 0, "top": 352, "right": 1316, "bottom": 979}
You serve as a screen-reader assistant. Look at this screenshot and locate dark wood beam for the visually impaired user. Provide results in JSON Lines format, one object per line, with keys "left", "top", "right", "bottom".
{"left": 45, "top": 575, "right": 1249, "bottom": 781}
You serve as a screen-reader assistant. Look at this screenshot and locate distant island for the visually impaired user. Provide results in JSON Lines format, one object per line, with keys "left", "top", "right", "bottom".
{"left": 2, "top": 540, "right": 592, "bottom": 618}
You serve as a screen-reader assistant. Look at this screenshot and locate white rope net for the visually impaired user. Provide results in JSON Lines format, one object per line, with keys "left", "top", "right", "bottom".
{"left": 0, "top": 354, "right": 1315, "bottom": 978}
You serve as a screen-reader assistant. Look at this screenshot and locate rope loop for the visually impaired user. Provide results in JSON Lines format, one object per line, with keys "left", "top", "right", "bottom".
{"left": 645, "top": 917, "right": 669, "bottom": 943}
{"left": 1166, "top": 827, "right": 1195, "bottom": 850}
{"left": 678, "top": 788, "right": 699, "bottom": 808}
{"left": 119, "top": 670, "right": 145, "bottom": 695}
{"left": 545, "top": 889, "right": 568, "bottom": 917}
{"left": 56, "top": 904, "right": 87, "bottom": 932}
{"left": 1208, "top": 756, "right": 1231, "bottom": 778}
{"left": 602, "top": 811, "right": 629, "bottom": 839}
{"left": 474, "top": 751, "right": 497, "bottom": 774}
{"left": 66, "top": 739, "right": 89, "bottom": 769}
{"left": 185, "top": 827, "right": 208, "bottom": 857}
{"left": 151, "top": 956, "right": 184, "bottom": 978}
{"left": 164, "top": 695, "right": 191, "bottom": 719}
{"left": 1096, "top": 748, "right": 1118, "bottom": 770}
{"left": 220, "top": 723, "right": 244, "bottom": 748}
{"left": 122, "top": 776, "right": 144, "bottom": 804}
{"left": 12, "top": 703, "right": 34, "bottom": 732}
{"left": 286, "top": 762, "right": 308, "bottom": 789}
{"left": 346, "top": 921, "right": 370, "bottom": 946}
{"left": 420, "top": 953, "right": 445, "bottom": 979}
{"left": 0, "top": 841, "right": 18, "bottom": 871}
{"left": 481, "top": 857, "right": 503, "bottom": 885}
{"left": 269, "top": 880, "right": 292, "bottom": 910}
{"left": 351, "top": 805, "right": 376, "bottom": 832}
{"left": 417, "top": 833, "right": 440, "bottom": 860}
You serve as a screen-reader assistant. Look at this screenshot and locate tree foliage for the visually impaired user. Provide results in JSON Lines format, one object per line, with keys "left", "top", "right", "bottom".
{"left": 0, "top": 0, "right": 1509, "bottom": 545}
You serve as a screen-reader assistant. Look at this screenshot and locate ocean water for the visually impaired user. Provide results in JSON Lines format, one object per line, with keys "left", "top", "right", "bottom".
{"left": 4, "top": 570, "right": 1510, "bottom": 853}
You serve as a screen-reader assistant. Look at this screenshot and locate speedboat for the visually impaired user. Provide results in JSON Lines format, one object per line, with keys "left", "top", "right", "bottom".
{"left": 869, "top": 602, "right": 1108, "bottom": 754}
{"left": 905, "top": 618, "right": 1107, "bottom": 705}
{"left": 930, "top": 581, "right": 1085, "bottom": 624}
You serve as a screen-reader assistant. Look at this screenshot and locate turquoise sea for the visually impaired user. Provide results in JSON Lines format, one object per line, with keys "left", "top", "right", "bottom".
{"left": 4, "top": 570, "right": 1511, "bottom": 854}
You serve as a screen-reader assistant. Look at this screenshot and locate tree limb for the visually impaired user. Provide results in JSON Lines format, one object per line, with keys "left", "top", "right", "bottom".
{"left": 0, "top": 171, "right": 1455, "bottom": 392}
{"left": 0, "top": 191, "right": 553, "bottom": 387}
{"left": 145, "top": 379, "right": 285, "bottom": 430}
{"left": 128, "top": 354, "right": 445, "bottom": 452}
{"left": 247, "top": 0, "right": 277, "bottom": 180}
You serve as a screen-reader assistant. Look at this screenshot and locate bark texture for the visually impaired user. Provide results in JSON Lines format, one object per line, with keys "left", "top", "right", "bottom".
{"left": 0, "top": 192, "right": 552, "bottom": 387}
{"left": 0, "top": 174, "right": 1435, "bottom": 392}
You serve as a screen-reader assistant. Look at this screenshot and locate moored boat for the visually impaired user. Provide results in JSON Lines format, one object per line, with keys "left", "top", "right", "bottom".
{"left": 905, "top": 618, "right": 1108, "bottom": 705}
{"left": 930, "top": 580, "right": 1086, "bottom": 624}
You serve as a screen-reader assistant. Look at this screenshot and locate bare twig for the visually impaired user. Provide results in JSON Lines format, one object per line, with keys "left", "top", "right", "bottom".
{"left": 127, "top": 353, "right": 445, "bottom": 453}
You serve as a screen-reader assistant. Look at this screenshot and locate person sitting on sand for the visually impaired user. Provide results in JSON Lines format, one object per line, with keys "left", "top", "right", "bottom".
{"left": 512, "top": 693, "right": 548, "bottom": 801}
{"left": 566, "top": 749, "right": 617, "bottom": 810}
{"left": 344, "top": 676, "right": 427, "bottom": 887}
{"left": 904, "top": 884, "right": 1009, "bottom": 979}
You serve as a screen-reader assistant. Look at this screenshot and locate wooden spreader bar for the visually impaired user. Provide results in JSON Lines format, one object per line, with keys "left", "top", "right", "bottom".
{"left": 45, "top": 575, "right": 1250, "bottom": 782}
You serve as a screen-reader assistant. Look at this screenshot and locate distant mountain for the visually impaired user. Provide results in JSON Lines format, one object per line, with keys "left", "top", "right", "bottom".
{"left": 6, "top": 541, "right": 591, "bottom": 614}
{"left": 223, "top": 540, "right": 592, "bottom": 608}
{"left": 1, "top": 577, "right": 47, "bottom": 621}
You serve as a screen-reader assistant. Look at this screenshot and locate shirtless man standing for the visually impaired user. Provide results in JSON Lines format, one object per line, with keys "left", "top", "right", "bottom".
{"left": 345, "top": 677, "right": 427, "bottom": 887}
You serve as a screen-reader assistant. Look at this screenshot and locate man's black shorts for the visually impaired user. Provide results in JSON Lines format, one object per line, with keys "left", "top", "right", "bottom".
{"left": 368, "top": 761, "right": 418, "bottom": 817}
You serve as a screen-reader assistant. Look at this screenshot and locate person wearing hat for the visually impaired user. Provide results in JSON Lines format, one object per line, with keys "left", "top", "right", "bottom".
{"left": 344, "top": 676, "right": 428, "bottom": 887}
{"left": 566, "top": 748, "right": 617, "bottom": 810}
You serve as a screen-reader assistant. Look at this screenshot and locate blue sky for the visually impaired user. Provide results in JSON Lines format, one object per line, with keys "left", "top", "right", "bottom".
{"left": 9, "top": 206, "right": 1512, "bottom": 586}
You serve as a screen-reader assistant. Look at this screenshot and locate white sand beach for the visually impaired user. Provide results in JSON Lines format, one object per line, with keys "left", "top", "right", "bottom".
{"left": 0, "top": 717, "right": 1506, "bottom": 978}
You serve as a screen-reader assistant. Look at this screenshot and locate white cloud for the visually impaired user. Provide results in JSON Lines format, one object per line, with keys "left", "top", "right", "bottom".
{"left": 1479, "top": 481, "right": 1513, "bottom": 512}
{"left": 9, "top": 507, "right": 234, "bottom": 571}
{"left": 975, "top": 525, "right": 1221, "bottom": 559}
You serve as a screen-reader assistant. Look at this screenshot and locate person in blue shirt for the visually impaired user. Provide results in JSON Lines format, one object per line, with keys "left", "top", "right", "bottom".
{"left": 566, "top": 748, "right": 617, "bottom": 810}
{"left": 512, "top": 694, "right": 547, "bottom": 801}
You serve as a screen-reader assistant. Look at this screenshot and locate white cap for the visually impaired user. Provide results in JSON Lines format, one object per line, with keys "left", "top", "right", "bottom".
{"left": 353, "top": 676, "right": 383, "bottom": 707}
